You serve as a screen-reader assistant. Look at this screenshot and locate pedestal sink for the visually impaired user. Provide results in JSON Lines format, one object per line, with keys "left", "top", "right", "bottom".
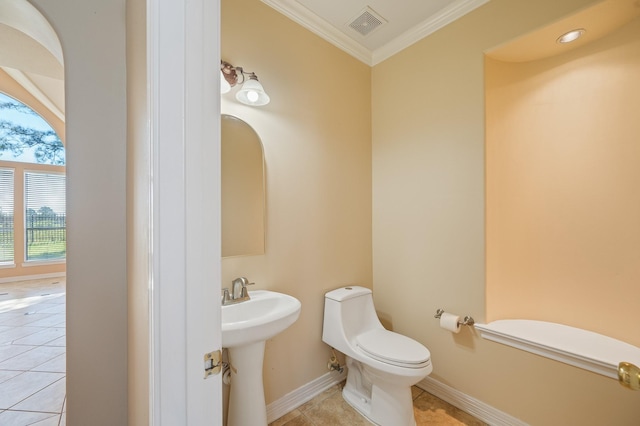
{"left": 222, "top": 290, "right": 301, "bottom": 426}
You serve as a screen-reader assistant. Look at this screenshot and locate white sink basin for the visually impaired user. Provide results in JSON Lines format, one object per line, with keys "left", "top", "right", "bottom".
{"left": 222, "top": 290, "right": 301, "bottom": 348}
{"left": 222, "top": 290, "right": 301, "bottom": 426}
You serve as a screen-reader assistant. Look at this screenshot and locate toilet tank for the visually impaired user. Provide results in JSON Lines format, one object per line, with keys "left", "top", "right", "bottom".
{"left": 322, "top": 286, "right": 382, "bottom": 350}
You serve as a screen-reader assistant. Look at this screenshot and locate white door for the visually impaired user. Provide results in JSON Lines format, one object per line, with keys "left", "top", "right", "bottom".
{"left": 150, "top": 0, "right": 222, "bottom": 424}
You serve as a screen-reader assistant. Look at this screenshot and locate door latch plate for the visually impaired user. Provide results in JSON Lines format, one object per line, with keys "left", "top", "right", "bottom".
{"left": 204, "top": 350, "right": 222, "bottom": 378}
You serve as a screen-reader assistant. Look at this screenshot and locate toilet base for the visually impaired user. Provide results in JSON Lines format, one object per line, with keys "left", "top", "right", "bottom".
{"left": 342, "top": 357, "right": 418, "bottom": 426}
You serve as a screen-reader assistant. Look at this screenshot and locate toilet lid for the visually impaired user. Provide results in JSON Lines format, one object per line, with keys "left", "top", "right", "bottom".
{"left": 356, "top": 329, "right": 431, "bottom": 368}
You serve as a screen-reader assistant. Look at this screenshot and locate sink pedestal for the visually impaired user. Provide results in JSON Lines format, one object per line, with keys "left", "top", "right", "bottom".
{"left": 227, "top": 341, "right": 267, "bottom": 426}
{"left": 222, "top": 290, "right": 302, "bottom": 426}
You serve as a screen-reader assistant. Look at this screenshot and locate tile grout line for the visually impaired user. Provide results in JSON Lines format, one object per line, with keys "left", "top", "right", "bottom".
{"left": 0, "top": 279, "right": 67, "bottom": 423}
{"left": 4, "top": 374, "right": 66, "bottom": 414}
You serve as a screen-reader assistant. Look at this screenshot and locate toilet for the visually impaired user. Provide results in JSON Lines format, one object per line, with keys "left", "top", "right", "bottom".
{"left": 322, "top": 286, "right": 432, "bottom": 426}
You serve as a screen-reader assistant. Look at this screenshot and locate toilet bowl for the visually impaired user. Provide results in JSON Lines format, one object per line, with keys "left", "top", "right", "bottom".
{"left": 322, "top": 286, "right": 432, "bottom": 426}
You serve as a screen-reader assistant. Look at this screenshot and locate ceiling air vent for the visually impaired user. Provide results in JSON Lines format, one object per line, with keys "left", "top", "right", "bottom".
{"left": 347, "top": 6, "right": 387, "bottom": 37}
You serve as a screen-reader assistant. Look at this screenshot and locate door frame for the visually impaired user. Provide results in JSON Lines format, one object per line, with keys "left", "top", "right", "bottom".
{"left": 149, "top": 0, "right": 222, "bottom": 424}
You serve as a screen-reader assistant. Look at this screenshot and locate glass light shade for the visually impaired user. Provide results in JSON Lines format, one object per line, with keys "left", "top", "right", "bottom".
{"left": 236, "top": 78, "right": 270, "bottom": 106}
{"left": 220, "top": 70, "right": 231, "bottom": 94}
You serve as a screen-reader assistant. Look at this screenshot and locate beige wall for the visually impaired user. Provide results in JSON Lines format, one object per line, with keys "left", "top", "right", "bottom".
{"left": 126, "top": 0, "right": 149, "bottom": 423}
{"left": 24, "top": 0, "right": 638, "bottom": 424}
{"left": 486, "top": 17, "right": 640, "bottom": 347}
{"left": 32, "top": 1, "right": 129, "bottom": 424}
{"left": 223, "top": 0, "right": 640, "bottom": 423}
{"left": 372, "top": 0, "right": 639, "bottom": 424}
{"left": 221, "top": 0, "right": 372, "bottom": 404}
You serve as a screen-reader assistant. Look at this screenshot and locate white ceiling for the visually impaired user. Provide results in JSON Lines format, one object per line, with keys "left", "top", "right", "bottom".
{"left": 261, "top": 0, "right": 489, "bottom": 65}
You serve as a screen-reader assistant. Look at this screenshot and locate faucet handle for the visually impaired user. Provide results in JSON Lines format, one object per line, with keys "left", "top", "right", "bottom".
{"left": 240, "top": 281, "right": 255, "bottom": 298}
{"left": 221, "top": 288, "right": 231, "bottom": 304}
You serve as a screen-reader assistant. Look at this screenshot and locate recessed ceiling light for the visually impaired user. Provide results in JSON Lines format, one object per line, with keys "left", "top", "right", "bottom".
{"left": 557, "top": 29, "right": 586, "bottom": 44}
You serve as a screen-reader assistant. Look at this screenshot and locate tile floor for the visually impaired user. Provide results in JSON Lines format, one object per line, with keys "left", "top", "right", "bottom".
{"left": 0, "top": 278, "right": 66, "bottom": 426}
{"left": 269, "top": 380, "right": 487, "bottom": 426}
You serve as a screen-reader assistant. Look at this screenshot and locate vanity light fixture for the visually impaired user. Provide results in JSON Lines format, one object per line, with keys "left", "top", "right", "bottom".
{"left": 557, "top": 28, "right": 585, "bottom": 44}
{"left": 220, "top": 60, "right": 270, "bottom": 106}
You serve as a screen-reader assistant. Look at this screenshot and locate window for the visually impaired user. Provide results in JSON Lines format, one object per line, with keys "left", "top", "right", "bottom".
{"left": 24, "top": 171, "right": 66, "bottom": 262}
{"left": 0, "top": 168, "right": 14, "bottom": 264}
{"left": 0, "top": 93, "right": 64, "bottom": 165}
{"left": 0, "top": 92, "right": 66, "bottom": 269}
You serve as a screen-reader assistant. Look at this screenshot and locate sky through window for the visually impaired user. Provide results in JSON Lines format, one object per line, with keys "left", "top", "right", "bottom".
{"left": 0, "top": 92, "right": 65, "bottom": 165}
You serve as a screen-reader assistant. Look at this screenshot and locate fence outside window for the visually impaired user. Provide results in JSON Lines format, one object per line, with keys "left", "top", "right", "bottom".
{"left": 0, "top": 214, "right": 13, "bottom": 263}
{"left": 25, "top": 212, "right": 66, "bottom": 261}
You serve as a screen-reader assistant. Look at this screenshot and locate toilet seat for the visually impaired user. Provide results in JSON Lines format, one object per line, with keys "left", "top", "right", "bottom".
{"left": 356, "top": 329, "right": 431, "bottom": 369}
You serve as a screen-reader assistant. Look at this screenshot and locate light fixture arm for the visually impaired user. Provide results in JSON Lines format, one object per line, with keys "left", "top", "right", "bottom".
{"left": 221, "top": 61, "right": 260, "bottom": 87}
{"left": 220, "top": 61, "right": 239, "bottom": 86}
{"left": 220, "top": 60, "right": 270, "bottom": 106}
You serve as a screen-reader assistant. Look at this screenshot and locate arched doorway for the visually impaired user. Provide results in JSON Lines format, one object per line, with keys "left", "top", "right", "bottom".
{"left": 0, "top": 0, "right": 67, "bottom": 423}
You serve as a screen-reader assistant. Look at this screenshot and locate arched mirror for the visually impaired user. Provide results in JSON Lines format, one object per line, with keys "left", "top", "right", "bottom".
{"left": 221, "top": 114, "right": 265, "bottom": 257}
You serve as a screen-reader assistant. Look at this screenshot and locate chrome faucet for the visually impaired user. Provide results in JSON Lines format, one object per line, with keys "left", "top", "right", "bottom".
{"left": 232, "top": 277, "right": 248, "bottom": 299}
{"left": 222, "top": 277, "right": 254, "bottom": 305}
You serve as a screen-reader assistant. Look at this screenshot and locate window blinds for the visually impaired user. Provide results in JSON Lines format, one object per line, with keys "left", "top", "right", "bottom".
{"left": 24, "top": 171, "right": 66, "bottom": 261}
{"left": 0, "top": 168, "right": 14, "bottom": 263}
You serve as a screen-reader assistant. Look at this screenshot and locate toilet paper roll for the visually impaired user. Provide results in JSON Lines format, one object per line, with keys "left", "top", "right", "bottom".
{"left": 439, "top": 312, "right": 461, "bottom": 333}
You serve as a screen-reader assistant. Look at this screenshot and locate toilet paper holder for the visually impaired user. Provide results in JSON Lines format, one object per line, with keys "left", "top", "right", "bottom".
{"left": 434, "top": 308, "right": 475, "bottom": 326}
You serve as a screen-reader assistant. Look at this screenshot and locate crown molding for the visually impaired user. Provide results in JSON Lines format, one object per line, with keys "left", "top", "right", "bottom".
{"left": 261, "top": 0, "right": 373, "bottom": 65}
{"left": 261, "top": 0, "right": 490, "bottom": 66}
{"left": 372, "top": 0, "right": 490, "bottom": 65}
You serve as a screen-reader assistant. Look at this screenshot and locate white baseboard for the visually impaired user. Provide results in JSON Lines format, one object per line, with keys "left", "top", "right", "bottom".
{"left": 266, "top": 370, "right": 526, "bottom": 426}
{"left": 266, "top": 369, "right": 347, "bottom": 423}
{"left": 267, "top": 368, "right": 529, "bottom": 426}
{"left": 416, "top": 376, "right": 528, "bottom": 426}
{"left": 0, "top": 272, "right": 66, "bottom": 284}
